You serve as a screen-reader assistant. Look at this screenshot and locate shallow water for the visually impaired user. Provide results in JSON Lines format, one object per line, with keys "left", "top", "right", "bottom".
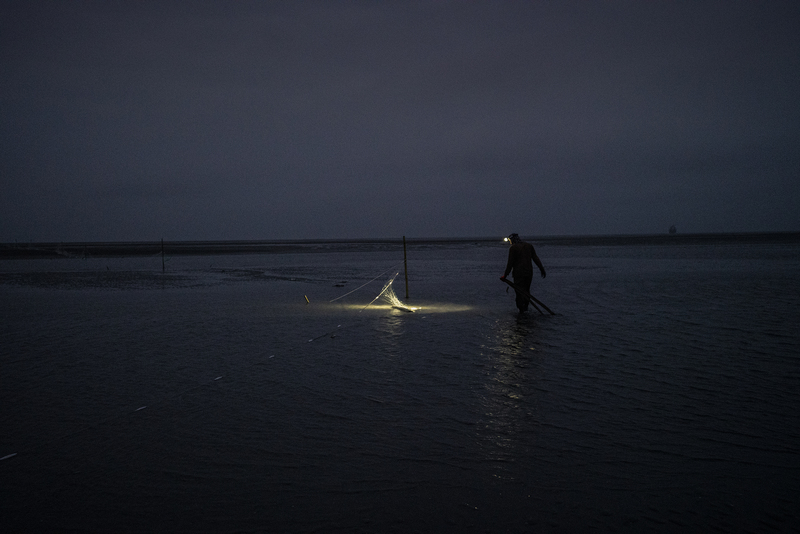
{"left": 1, "top": 236, "right": 799, "bottom": 532}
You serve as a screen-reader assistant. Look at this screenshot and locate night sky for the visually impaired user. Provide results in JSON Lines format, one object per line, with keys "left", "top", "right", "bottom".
{"left": 2, "top": 1, "right": 798, "bottom": 241}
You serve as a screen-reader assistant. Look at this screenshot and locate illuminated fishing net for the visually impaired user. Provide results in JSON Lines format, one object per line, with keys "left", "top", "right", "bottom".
{"left": 364, "top": 273, "right": 418, "bottom": 312}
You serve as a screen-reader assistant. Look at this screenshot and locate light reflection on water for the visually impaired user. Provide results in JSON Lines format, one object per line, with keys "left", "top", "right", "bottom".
{"left": 331, "top": 302, "right": 474, "bottom": 313}
{"left": 477, "top": 315, "right": 542, "bottom": 474}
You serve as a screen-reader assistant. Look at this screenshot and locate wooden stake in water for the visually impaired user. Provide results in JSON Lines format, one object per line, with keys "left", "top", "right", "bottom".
{"left": 403, "top": 236, "right": 409, "bottom": 299}
{"left": 161, "top": 238, "right": 165, "bottom": 273}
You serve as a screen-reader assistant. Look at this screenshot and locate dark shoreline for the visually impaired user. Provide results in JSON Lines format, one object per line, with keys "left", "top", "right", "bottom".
{"left": 1, "top": 232, "right": 798, "bottom": 259}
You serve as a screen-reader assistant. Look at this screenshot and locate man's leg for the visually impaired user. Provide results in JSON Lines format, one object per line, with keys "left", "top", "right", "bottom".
{"left": 513, "top": 274, "right": 533, "bottom": 312}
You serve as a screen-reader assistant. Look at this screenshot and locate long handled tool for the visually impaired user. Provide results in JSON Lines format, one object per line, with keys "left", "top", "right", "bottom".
{"left": 500, "top": 277, "right": 555, "bottom": 315}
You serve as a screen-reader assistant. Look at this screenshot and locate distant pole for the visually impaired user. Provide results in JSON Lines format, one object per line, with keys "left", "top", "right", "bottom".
{"left": 403, "top": 236, "right": 409, "bottom": 299}
{"left": 161, "top": 238, "right": 165, "bottom": 273}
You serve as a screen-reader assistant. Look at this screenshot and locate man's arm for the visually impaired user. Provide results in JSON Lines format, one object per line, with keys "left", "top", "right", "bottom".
{"left": 502, "top": 247, "right": 516, "bottom": 278}
{"left": 532, "top": 249, "right": 546, "bottom": 278}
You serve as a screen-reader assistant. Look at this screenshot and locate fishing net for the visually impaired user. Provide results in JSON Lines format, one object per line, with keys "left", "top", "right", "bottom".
{"left": 366, "top": 273, "right": 417, "bottom": 312}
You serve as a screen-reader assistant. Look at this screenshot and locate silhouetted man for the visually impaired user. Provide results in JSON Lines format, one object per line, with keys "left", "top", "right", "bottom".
{"left": 500, "top": 233, "right": 546, "bottom": 313}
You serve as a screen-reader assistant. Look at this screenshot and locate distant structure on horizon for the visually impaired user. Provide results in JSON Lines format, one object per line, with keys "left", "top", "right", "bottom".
{"left": 669, "top": 225, "right": 677, "bottom": 235}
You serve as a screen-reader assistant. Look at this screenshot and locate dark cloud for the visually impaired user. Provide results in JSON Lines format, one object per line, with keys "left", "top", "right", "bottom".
{"left": 2, "top": 0, "right": 798, "bottom": 240}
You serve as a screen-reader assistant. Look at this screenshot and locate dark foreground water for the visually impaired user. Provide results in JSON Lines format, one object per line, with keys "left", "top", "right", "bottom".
{"left": 2, "top": 235, "right": 799, "bottom": 533}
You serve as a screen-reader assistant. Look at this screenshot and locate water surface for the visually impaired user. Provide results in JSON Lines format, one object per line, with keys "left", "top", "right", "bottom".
{"left": 2, "top": 235, "right": 799, "bottom": 532}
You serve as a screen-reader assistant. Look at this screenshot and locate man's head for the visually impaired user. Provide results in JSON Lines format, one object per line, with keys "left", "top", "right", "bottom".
{"left": 504, "top": 233, "right": 521, "bottom": 244}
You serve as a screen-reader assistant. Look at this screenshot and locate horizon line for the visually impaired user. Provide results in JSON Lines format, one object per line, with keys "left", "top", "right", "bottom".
{"left": 2, "top": 230, "right": 800, "bottom": 248}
